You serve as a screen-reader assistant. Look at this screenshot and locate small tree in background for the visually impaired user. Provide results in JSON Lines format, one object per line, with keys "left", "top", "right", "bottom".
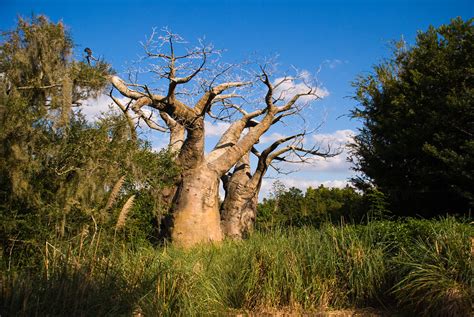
{"left": 256, "top": 184, "right": 366, "bottom": 229}
{"left": 350, "top": 18, "right": 473, "bottom": 217}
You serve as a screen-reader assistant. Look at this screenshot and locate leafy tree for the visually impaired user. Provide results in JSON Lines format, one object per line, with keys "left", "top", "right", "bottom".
{"left": 256, "top": 184, "right": 366, "bottom": 229}
{"left": 350, "top": 17, "right": 474, "bottom": 217}
{"left": 362, "top": 188, "right": 390, "bottom": 220}
{"left": 304, "top": 185, "right": 366, "bottom": 223}
{"left": 0, "top": 15, "right": 109, "bottom": 206}
{"left": 0, "top": 16, "right": 179, "bottom": 259}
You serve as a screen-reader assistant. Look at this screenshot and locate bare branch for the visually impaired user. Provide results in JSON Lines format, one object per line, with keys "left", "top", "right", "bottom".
{"left": 194, "top": 81, "right": 250, "bottom": 115}
{"left": 160, "top": 112, "right": 185, "bottom": 154}
{"left": 246, "top": 132, "right": 340, "bottom": 191}
{"left": 259, "top": 67, "right": 275, "bottom": 109}
{"left": 276, "top": 88, "right": 320, "bottom": 113}
{"left": 109, "top": 91, "right": 138, "bottom": 141}
{"left": 206, "top": 107, "right": 266, "bottom": 163}
{"left": 211, "top": 93, "right": 243, "bottom": 104}
{"left": 109, "top": 75, "right": 149, "bottom": 100}
{"left": 173, "top": 50, "right": 207, "bottom": 84}
{"left": 130, "top": 97, "right": 168, "bottom": 132}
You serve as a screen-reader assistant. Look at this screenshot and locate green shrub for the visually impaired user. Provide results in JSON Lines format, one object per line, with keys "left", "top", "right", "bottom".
{"left": 391, "top": 218, "right": 473, "bottom": 316}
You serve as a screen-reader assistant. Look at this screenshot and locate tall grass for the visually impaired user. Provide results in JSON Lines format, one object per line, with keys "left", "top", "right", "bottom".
{"left": 390, "top": 218, "right": 473, "bottom": 316}
{"left": 1, "top": 218, "right": 472, "bottom": 316}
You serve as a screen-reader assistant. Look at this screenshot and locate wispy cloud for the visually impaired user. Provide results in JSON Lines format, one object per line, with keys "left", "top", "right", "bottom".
{"left": 259, "top": 132, "right": 287, "bottom": 144}
{"left": 323, "top": 59, "right": 348, "bottom": 69}
{"left": 261, "top": 129, "right": 355, "bottom": 174}
{"left": 312, "top": 129, "right": 354, "bottom": 147}
{"left": 272, "top": 69, "right": 329, "bottom": 103}
{"left": 205, "top": 120, "right": 231, "bottom": 137}
{"left": 301, "top": 152, "right": 351, "bottom": 173}
{"left": 79, "top": 94, "right": 121, "bottom": 121}
{"left": 296, "top": 129, "right": 355, "bottom": 173}
{"left": 80, "top": 94, "right": 167, "bottom": 134}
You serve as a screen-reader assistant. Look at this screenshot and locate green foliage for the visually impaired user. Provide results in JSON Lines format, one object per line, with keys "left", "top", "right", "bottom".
{"left": 2, "top": 218, "right": 471, "bottom": 316}
{"left": 0, "top": 16, "right": 179, "bottom": 263}
{"left": 0, "top": 15, "right": 111, "bottom": 207}
{"left": 389, "top": 218, "right": 473, "bottom": 316}
{"left": 257, "top": 184, "right": 379, "bottom": 229}
{"left": 350, "top": 17, "right": 474, "bottom": 216}
{"left": 363, "top": 187, "right": 390, "bottom": 220}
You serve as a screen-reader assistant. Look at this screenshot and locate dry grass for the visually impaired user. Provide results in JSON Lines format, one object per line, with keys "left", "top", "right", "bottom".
{"left": 105, "top": 175, "right": 125, "bottom": 210}
{"left": 235, "top": 307, "right": 387, "bottom": 316}
{"left": 115, "top": 194, "right": 135, "bottom": 230}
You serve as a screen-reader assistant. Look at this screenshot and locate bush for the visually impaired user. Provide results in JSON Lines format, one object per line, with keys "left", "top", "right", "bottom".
{"left": 391, "top": 218, "right": 473, "bottom": 316}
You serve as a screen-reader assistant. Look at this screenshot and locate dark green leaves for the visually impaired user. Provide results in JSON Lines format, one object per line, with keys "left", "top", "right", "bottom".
{"left": 350, "top": 18, "right": 474, "bottom": 217}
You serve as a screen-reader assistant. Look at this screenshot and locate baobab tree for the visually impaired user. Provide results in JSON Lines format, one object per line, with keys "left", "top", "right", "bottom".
{"left": 108, "top": 29, "right": 328, "bottom": 247}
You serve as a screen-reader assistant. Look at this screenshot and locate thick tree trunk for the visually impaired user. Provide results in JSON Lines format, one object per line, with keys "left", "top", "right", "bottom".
{"left": 171, "top": 166, "right": 223, "bottom": 247}
{"left": 221, "top": 190, "right": 258, "bottom": 239}
{"left": 221, "top": 154, "right": 258, "bottom": 239}
{"left": 240, "top": 194, "right": 258, "bottom": 235}
{"left": 221, "top": 191, "right": 246, "bottom": 239}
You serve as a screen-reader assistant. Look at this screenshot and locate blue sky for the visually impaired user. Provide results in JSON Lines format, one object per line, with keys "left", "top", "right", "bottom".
{"left": 2, "top": 0, "right": 472, "bottom": 195}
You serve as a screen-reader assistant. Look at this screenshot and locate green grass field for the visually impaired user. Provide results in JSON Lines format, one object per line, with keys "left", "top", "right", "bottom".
{"left": 1, "top": 217, "right": 472, "bottom": 316}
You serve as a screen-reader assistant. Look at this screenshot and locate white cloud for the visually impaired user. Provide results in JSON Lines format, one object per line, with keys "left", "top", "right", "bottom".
{"left": 281, "top": 178, "right": 349, "bottom": 189}
{"left": 263, "top": 129, "right": 356, "bottom": 174}
{"left": 255, "top": 130, "right": 357, "bottom": 198}
{"left": 205, "top": 120, "right": 231, "bottom": 137}
{"left": 323, "top": 59, "right": 348, "bottom": 69}
{"left": 79, "top": 94, "right": 125, "bottom": 121}
{"left": 273, "top": 77, "right": 329, "bottom": 103}
{"left": 297, "top": 129, "right": 355, "bottom": 173}
{"left": 312, "top": 129, "right": 354, "bottom": 147}
{"left": 304, "top": 153, "right": 351, "bottom": 173}
{"left": 259, "top": 132, "right": 286, "bottom": 144}
{"left": 272, "top": 69, "right": 329, "bottom": 104}
{"left": 80, "top": 94, "right": 168, "bottom": 134}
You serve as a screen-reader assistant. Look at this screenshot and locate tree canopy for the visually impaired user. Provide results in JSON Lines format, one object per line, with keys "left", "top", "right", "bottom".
{"left": 350, "top": 17, "right": 474, "bottom": 217}
{"left": 0, "top": 16, "right": 179, "bottom": 252}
